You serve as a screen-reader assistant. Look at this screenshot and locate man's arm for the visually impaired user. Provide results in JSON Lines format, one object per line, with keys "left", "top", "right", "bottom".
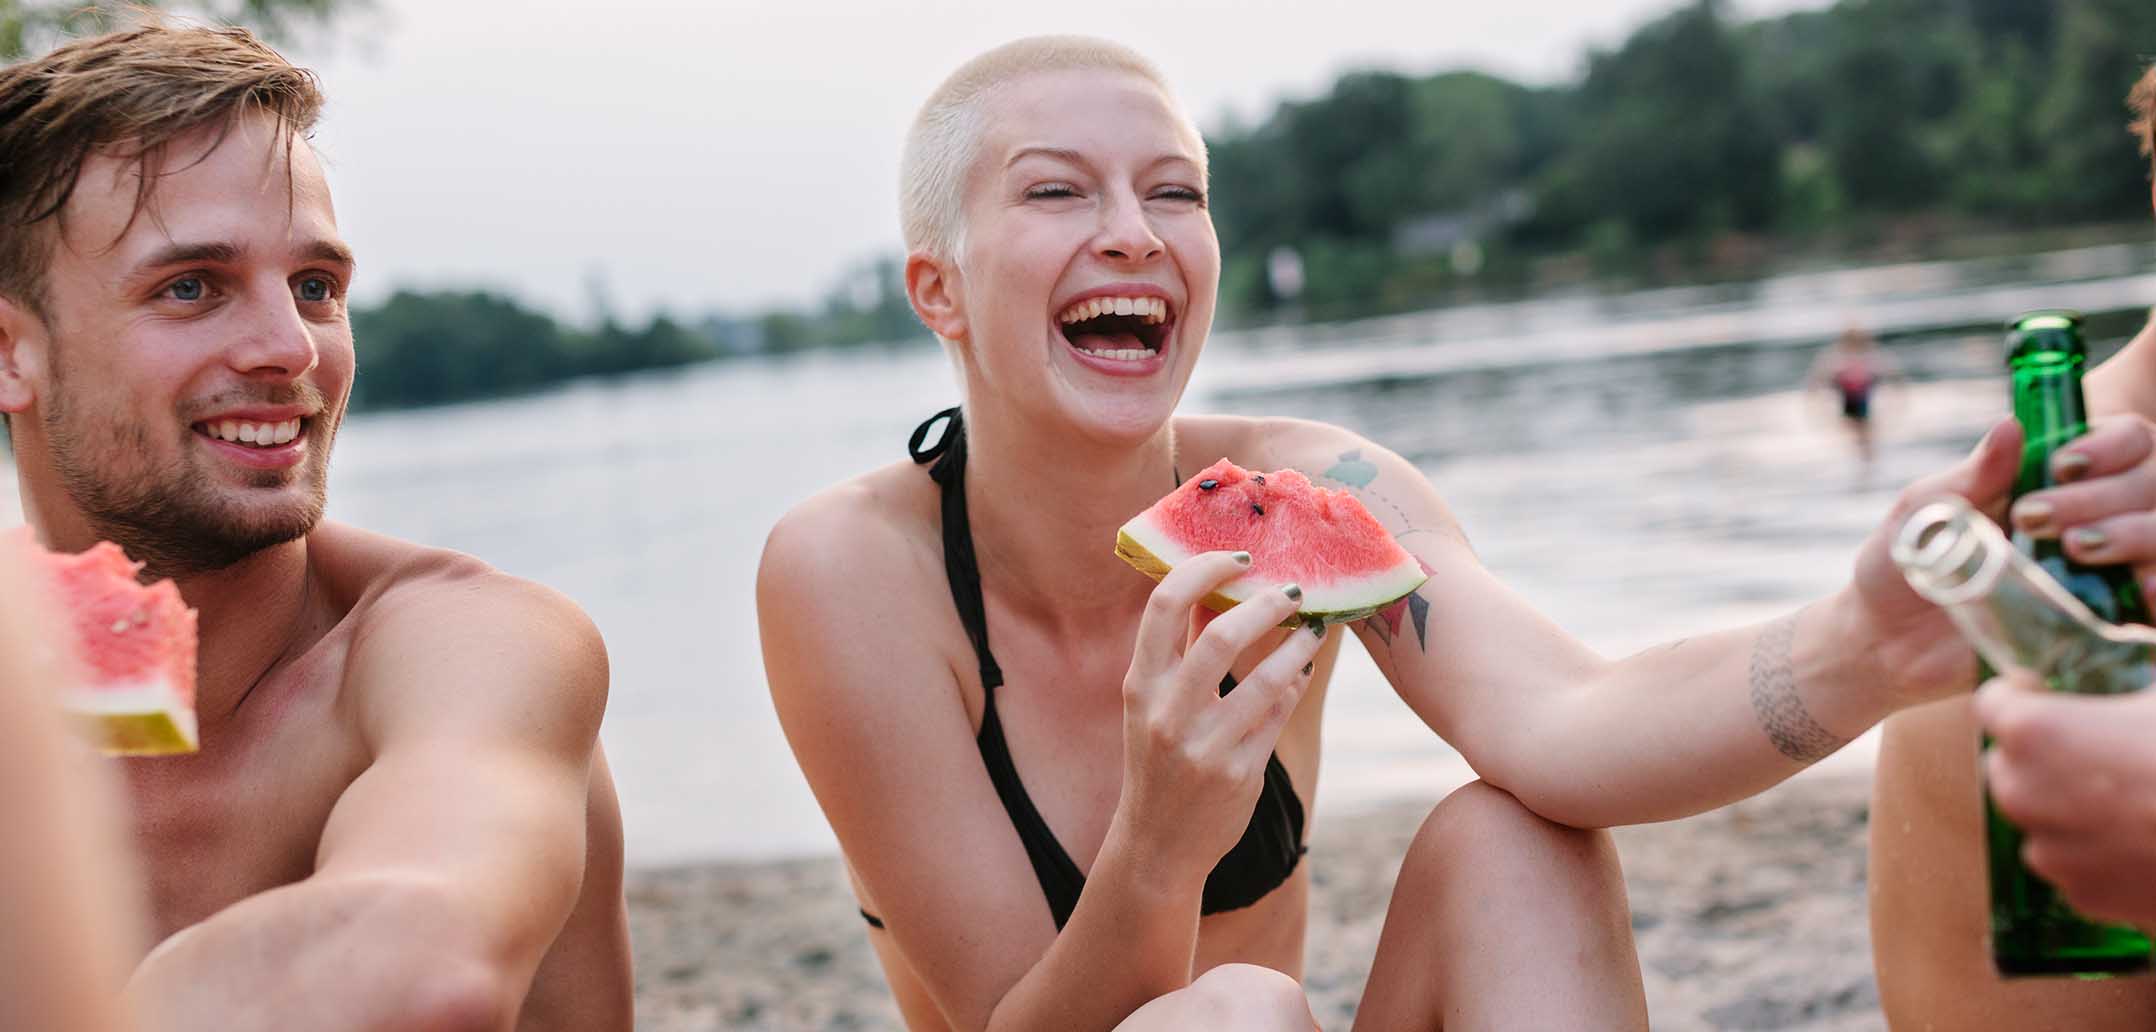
{"left": 124, "top": 559, "right": 617, "bottom": 1032}
{"left": 1262, "top": 417, "right": 2023, "bottom": 828}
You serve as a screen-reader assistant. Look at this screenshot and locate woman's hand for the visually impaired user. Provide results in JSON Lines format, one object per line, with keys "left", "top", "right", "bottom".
{"left": 1115, "top": 551, "right": 1326, "bottom": 888}
{"left": 1977, "top": 672, "right": 2156, "bottom": 930}
{"left": 2008, "top": 414, "right": 2156, "bottom": 601}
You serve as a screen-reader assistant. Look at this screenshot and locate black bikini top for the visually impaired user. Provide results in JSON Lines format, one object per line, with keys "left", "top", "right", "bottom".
{"left": 908, "top": 407, "right": 1307, "bottom": 930}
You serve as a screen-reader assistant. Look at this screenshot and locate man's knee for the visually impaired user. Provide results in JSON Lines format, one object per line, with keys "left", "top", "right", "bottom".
{"left": 1187, "top": 963, "right": 1310, "bottom": 1029}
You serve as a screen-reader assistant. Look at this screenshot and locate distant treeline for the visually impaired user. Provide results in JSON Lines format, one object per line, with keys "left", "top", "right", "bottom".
{"left": 1210, "top": 0, "right": 2156, "bottom": 316}
{"left": 347, "top": 267, "right": 922, "bottom": 410}
{"left": 350, "top": 0, "right": 2156, "bottom": 409}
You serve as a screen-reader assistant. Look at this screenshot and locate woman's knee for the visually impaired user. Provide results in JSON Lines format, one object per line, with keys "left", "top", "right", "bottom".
{"left": 1407, "top": 780, "right": 1621, "bottom": 888}
{"left": 1183, "top": 963, "right": 1311, "bottom": 1029}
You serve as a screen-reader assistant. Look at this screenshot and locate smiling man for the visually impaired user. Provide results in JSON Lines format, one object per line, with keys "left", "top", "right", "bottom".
{"left": 0, "top": 26, "right": 631, "bottom": 1031}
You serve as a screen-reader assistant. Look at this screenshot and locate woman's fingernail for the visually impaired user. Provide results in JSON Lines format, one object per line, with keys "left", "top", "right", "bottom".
{"left": 1301, "top": 661, "right": 1314, "bottom": 676}
{"left": 2067, "top": 527, "right": 2109, "bottom": 553}
{"left": 1232, "top": 551, "right": 1253, "bottom": 566}
{"left": 2013, "top": 499, "right": 2055, "bottom": 532}
{"left": 1281, "top": 583, "right": 1302, "bottom": 602}
{"left": 2055, "top": 452, "right": 2092, "bottom": 482}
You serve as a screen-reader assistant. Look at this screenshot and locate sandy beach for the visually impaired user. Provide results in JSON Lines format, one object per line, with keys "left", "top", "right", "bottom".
{"left": 629, "top": 771, "right": 1883, "bottom": 1031}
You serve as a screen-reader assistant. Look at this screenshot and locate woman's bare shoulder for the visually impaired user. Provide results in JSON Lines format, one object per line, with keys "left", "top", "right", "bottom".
{"left": 1175, "top": 413, "right": 1375, "bottom": 473}
{"left": 762, "top": 460, "right": 940, "bottom": 579}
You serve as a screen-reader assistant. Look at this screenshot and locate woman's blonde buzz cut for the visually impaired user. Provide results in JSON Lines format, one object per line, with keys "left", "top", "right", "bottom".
{"left": 899, "top": 36, "right": 1206, "bottom": 264}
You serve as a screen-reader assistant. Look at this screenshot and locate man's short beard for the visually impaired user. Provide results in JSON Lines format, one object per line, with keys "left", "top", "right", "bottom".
{"left": 43, "top": 383, "right": 332, "bottom": 581}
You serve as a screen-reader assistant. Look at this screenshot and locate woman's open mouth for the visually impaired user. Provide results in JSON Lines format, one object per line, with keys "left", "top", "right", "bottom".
{"left": 1056, "top": 294, "right": 1173, "bottom": 372}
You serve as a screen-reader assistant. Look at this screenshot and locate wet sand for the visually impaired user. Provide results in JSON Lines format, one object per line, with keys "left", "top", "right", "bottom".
{"left": 629, "top": 771, "right": 1882, "bottom": 1031}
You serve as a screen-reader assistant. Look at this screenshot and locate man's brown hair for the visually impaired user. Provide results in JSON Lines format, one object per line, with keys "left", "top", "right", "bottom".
{"left": 0, "top": 24, "right": 323, "bottom": 317}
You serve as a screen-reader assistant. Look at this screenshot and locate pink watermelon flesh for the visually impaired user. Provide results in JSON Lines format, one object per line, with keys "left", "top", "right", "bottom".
{"left": 1115, "top": 457, "right": 1429, "bottom": 623}
{"left": 13, "top": 530, "right": 200, "bottom": 754}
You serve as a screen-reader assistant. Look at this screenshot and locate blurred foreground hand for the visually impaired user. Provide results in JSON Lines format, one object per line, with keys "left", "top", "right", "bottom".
{"left": 1977, "top": 673, "right": 2156, "bottom": 931}
{"left": 0, "top": 545, "right": 144, "bottom": 1030}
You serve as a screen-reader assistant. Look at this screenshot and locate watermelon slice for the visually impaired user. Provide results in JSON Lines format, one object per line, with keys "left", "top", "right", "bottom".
{"left": 13, "top": 531, "right": 199, "bottom": 755}
{"left": 1115, "top": 458, "right": 1429, "bottom": 625}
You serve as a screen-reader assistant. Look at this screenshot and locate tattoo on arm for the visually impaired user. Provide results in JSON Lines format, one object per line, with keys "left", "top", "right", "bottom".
{"left": 1365, "top": 590, "right": 1431, "bottom": 652}
{"left": 1321, "top": 449, "right": 1416, "bottom": 529}
{"left": 1748, "top": 613, "right": 1844, "bottom": 763}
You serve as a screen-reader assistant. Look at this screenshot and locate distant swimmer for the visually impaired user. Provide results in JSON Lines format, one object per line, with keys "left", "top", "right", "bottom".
{"left": 1811, "top": 325, "right": 1891, "bottom": 464}
{"left": 0, "top": 26, "right": 631, "bottom": 1029}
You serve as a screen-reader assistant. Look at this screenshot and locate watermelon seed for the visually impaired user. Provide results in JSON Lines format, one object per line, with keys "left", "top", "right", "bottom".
{"left": 1199, "top": 479, "right": 1219, "bottom": 490}
{"left": 109, "top": 617, "right": 131, "bottom": 634}
{"left": 1302, "top": 662, "right": 1314, "bottom": 676}
{"left": 1254, "top": 474, "right": 1266, "bottom": 484}
{"left": 130, "top": 609, "right": 149, "bottom": 628}
{"left": 1251, "top": 502, "right": 1265, "bottom": 516}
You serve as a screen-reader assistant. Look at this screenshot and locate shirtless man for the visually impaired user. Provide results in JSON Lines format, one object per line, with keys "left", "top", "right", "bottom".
{"left": 0, "top": 26, "right": 631, "bottom": 1030}
{"left": 1872, "top": 65, "right": 2156, "bottom": 1030}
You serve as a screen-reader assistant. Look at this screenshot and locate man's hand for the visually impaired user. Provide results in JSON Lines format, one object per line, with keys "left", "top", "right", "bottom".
{"left": 1977, "top": 673, "right": 2156, "bottom": 930}
{"left": 2007, "top": 415, "right": 2156, "bottom": 601}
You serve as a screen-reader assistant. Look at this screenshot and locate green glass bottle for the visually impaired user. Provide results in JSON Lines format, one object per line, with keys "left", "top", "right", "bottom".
{"left": 1990, "top": 309, "right": 2154, "bottom": 976}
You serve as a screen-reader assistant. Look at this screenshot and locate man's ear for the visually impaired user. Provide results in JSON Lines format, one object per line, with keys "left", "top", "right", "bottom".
{"left": 905, "top": 251, "right": 968, "bottom": 345}
{"left": 0, "top": 295, "right": 47, "bottom": 418}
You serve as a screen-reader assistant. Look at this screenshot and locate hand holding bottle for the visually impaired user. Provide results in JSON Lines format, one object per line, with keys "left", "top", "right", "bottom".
{"left": 2007, "top": 414, "right": 2156, "bottom": 600}
{"left": 1977, "top": 672, "right": 2156, "bottom": 932}
{"left": 1846, "top": 417, "right": 2022, "bottom": 706}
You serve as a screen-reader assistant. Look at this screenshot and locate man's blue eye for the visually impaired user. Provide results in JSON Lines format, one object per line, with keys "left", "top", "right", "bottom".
{"left": 297, "top": 278, "right": 331, "bottom": 302}
{"left": 169, "top": 278, "right": 204, "bottom": 301}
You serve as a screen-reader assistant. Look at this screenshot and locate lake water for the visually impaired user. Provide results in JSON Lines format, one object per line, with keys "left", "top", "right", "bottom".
{"left": 5, "top": 242, "right": 2153, "bottom": 865}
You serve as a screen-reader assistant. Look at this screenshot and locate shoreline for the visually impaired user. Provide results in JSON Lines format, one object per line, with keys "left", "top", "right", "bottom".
{"left": 630, "top": 771, "right": 1884, "bottom": 1031}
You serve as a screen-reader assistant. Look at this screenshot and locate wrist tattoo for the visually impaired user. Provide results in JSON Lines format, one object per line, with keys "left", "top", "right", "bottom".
{"left": 1749, "top": 613, "right": 1844, "bottom": 763}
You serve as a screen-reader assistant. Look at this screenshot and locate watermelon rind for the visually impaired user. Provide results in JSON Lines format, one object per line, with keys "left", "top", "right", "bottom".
{"left": 67, "top": 679, "right": 199, "bottom": 756}
{"left": 1114, "top": 525, "right": 1427, "bottom": 627}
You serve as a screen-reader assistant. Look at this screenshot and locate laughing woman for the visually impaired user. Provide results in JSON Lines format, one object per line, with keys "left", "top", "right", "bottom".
{"left": 760, "top": 36, "right": 2037, "bottom": 1030}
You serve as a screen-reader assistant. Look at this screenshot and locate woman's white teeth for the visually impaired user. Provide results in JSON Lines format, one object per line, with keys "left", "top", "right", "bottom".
{"left": 202, "top": 419, "right": 301, "bottom": 447}
{"left": 1057, "top": 296, "right": 1168, "bottom": 325}
{"left": 1076, "top": 347, "right": 1153, "bottom": 361}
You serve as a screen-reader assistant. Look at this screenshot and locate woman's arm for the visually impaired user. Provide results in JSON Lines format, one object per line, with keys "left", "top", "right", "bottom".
{"left": 0, "top": 546, "right": 143, "bottom": 1031}
{"left": 1254, "top": 416, "right": 2026, "bottom": 827}
{"left": 759, "top": 487, "right": 1319, "bottom": 1031}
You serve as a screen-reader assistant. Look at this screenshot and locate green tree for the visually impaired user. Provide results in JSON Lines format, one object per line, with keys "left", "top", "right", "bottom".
{"left": 1537, "top": 0, "right": 1780, "bottom": 242}
{"left": 2024, "top": 0, "right": 2156, "bottom": 218}
{"left": 1, "top": 0, "right": 360, "bottom": 60}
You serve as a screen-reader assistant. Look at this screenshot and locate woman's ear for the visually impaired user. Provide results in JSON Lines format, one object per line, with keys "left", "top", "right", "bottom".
{"left": 905, "top": 252, "right": 968, "bottom": 345}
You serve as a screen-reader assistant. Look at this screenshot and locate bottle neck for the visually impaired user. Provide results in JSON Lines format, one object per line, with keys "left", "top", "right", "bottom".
{"left": 2009, "top": 354, "right": 2088, "bottom": 499}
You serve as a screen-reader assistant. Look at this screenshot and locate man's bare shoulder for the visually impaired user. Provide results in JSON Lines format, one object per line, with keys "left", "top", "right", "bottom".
{"left": 309, "top": 522, "right": 607, "bottom": 750}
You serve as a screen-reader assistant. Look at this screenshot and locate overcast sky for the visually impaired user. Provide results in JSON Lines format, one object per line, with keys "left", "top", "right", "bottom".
{"left": 295, "top": 0, "right": 1830, "bottom": 323}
